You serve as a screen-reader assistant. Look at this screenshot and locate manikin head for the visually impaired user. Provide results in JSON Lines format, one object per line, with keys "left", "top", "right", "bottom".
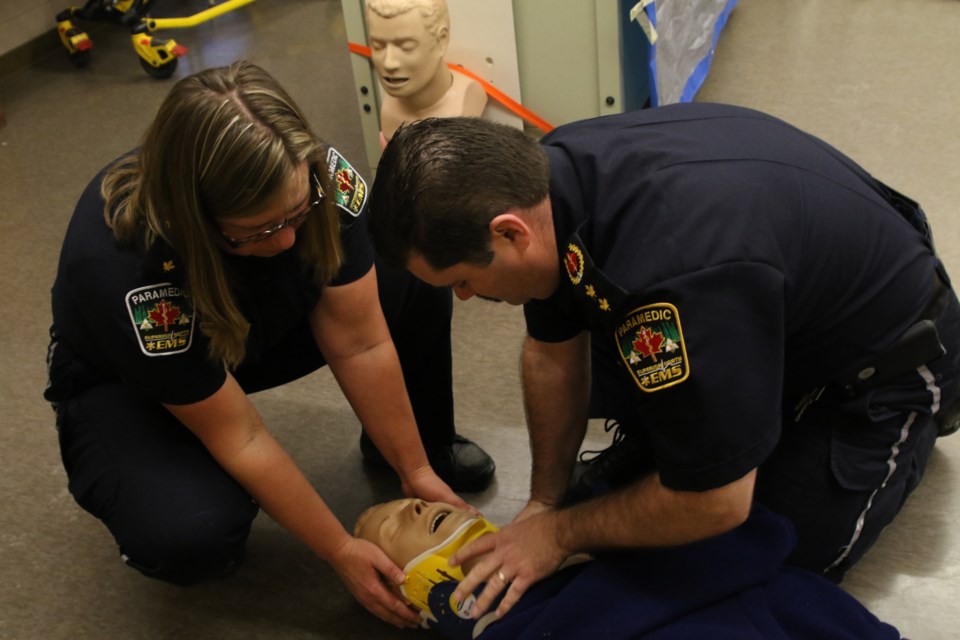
{"left": 365, "top": 0, "right": 451, "bottom": 100}
{"left": 355, "top": 499, "right": 498, "bottom": 613}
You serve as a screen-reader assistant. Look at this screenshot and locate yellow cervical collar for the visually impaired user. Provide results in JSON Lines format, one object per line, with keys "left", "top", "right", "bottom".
{"left": 402, "top": 516, "right": 499, "bottom": 616}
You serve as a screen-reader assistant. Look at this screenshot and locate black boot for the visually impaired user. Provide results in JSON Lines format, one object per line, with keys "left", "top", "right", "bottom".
{"left": 564, "top": 420, "right": 652, "bottom": 504}
{"left": 360, "top": 433, "right": 495, "bottom": 493}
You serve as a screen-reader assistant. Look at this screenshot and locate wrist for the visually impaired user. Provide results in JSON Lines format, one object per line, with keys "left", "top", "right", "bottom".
{"left": 399, "top": 461, "right": 436, "bottom": 488}
{"left": 312, "top": 529, "right": 354, "bottom": 564}
{"left": 527, "top": 507, "right": 577, "bottom": 563}
{"left": 548, "top": 507, "right": 576, "bottom": 556}
{"left": 528, "top": 494, "right": 559, "bottom": 510}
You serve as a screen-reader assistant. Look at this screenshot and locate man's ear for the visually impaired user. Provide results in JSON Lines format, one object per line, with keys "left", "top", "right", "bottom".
{"left": 489, "top": 213, "right": 531, "bottom": 250}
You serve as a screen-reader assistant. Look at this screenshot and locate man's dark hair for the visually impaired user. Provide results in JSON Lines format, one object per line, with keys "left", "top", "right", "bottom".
{"left": 368, "top": 117, "right": 550, "bottom": 269}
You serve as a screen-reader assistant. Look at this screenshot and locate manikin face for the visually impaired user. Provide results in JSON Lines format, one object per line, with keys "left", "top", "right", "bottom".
{"left": 367, "top": 8, "right": 448, "bottom": 98}
{"left": 355, "top": 499, "right": 477, "bottom": 567}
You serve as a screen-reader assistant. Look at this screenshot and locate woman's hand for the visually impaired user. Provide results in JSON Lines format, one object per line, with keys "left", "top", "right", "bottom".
{"left": 400, "top": 464, "right": 478, "bottom": 514}
{"left": 329, "top": 537, "right": 422, "bottom": 629}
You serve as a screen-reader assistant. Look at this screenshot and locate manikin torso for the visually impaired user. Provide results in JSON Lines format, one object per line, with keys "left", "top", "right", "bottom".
{"left": 380, "top": 72, "right": 487, "bottom": 144}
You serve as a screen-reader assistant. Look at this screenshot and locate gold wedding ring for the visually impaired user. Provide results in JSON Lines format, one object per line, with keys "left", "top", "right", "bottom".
{"left": 496, "top": 569, "right": 508, "bottom": 584}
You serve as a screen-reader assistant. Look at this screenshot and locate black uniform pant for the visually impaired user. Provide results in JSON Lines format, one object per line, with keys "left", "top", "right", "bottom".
{"left": 588, "top": 289, "right": 960, "bottom": 582}
{"left": 54, "top": 260, "right": 456, "bottom": 585}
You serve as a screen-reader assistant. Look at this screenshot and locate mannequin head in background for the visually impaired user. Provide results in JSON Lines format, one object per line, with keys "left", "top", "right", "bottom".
{"left": 365, "top": 0, "right": 487, "bottom": 143}
{"left": 365, "top": 0, "right": 451, "bottom": 102}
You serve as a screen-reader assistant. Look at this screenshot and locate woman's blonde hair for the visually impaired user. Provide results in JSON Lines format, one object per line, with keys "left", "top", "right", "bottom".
{"left": 102, "top": 60, "right": 343, "bottom": 369}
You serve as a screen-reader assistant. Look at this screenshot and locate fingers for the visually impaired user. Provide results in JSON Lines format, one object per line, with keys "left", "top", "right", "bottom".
{"left": 484, "top": 569, "right": 526, "bottom": 620}
{"left": 400, "top": 468, "right": 484, "bottom": 516}
{"left": 493, "top": 576, "right": 525, "bottom": 618}
{"left": 369, "top": 545, "right": 406, "bottom": 587}
{"left": 444, "top": 492, "right": 473, "bottom": 512}
{"left": 454, "top": 563, "right": 526, "bottom": 620}
{"left": 449, "top": 532, "right": 496, "bottom": 569}
{"left": 337, "top": 538, "right": 420, "bottom": 629}
{"left": 364, "top": 563, "right": 420, "bottom": 628}
{"left": 367, "top": 588, "right": 421, "bottom": 628}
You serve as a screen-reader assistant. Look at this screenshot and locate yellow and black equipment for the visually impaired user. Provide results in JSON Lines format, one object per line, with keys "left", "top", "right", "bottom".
{"left": 56, "top": 0, "right": 255, "bottom": 79}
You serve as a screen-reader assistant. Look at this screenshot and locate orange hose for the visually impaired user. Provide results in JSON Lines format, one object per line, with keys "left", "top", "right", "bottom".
{"left": 348, "top": 42, "right": 554, "bottom": 133}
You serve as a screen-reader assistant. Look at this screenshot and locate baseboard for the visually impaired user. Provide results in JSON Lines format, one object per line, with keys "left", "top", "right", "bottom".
{"left": 0, "top": 28, "right": 63, "bottom": 82}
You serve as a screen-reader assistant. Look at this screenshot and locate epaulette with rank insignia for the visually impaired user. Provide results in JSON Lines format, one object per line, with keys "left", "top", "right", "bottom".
{"left": 563, "top": 231, "right": 627, "bottom": 332}
{"left": 564, "top": 230, "right": 690, "bottom": 393}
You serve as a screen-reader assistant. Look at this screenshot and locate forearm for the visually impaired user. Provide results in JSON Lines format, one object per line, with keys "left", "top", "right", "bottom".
{"left": 522, "top": 333, "right": 591, "bottom": 505}
{"left": 166, "top": 379, "right": 355, "bottom": 563}
{"left": 553, "top": 470, "right": 756, "bottom": 552}
{"left": 326, "top": 339, "right": 429, "bottom": 477}
{"left": 312, "top": 269, "right": 430, "bottom": 480}
{"left": 221, "top": 428, "right": 353, "bottom": 561}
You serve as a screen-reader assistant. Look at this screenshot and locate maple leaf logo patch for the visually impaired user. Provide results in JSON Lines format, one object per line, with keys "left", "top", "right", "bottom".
{"left": 615, "top": 302, "right": 689, "bottom": 392}
{"left": 126, "top": 283, "right": 195, "bottom": 356}
{"left": 565, "top": 243, "right": 585, "bottom": 285}
{"left": 326, "top": 147, "right": 366, "bottom": 217}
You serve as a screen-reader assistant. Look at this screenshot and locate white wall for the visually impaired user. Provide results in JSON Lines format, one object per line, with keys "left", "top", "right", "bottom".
{"left": 0, "top": 0, "right": 60, "bottom": 57}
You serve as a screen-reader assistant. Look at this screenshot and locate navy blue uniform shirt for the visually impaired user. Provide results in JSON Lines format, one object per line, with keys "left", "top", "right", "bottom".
{"left": 524, "top": 102, "right": 941, "bottom": 491}
{"left": 47, "top": 148, "right": 373, "bottom": 406}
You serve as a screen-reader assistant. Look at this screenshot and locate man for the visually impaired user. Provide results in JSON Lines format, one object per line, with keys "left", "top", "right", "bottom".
{"left": 367, "top": 104, "right": 960, "bottom": 620}
{"left": 365, "top": 0, "right": 486, "bottom": 145}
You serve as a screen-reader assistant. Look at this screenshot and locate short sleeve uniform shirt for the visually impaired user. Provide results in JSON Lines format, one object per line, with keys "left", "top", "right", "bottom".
{"left": 524, "top": 103, "right": 939, "bottom": 491}
{"left": 46, "top": 148, "right": 372, "bottom": 406}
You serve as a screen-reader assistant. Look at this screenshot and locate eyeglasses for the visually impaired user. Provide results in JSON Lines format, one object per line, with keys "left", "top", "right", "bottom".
{"left": 219, "top": 170, "right": 326, "bottom": 249}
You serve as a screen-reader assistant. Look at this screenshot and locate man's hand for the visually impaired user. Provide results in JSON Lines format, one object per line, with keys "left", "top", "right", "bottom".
{"left": 512, "top": 498, "right": 554, "bottom": 524}
{"left": 448, "top": 509, "right": 569, "bottom": 621}
{"left": 329, "top": 537, "right": 421, "bottom": 628}
{"left": 400, "top": 464, "right": 476, "bottom": 513}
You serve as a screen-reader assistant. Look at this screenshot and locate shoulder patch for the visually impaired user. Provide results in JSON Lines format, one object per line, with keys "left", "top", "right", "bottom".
{"left": 615, "top": 302, "right": 689, "bottom": 392}
{"left": 564, "top": 242, "right": 585, "bottom": 285}
{"left": 326, "top": 147, "right": 367, "bottom": 217}
{"left": 125, "top": 283, "right": 195, "bottom": 357}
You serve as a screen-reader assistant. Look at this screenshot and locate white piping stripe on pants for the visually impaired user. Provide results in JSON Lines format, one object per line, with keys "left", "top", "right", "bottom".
{"left": 825, "top": 364, "right": 940, "bottom": 572}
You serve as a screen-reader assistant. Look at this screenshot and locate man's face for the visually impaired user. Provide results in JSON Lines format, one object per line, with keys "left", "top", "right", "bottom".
{"left": 355, "top": 499, "right": 476, "bottom": 566}
{"left": 406, "top": 253, "right": 539, "bottom": 306}
{"left": 367, "top": 8, "right": 447, "bottom": 99}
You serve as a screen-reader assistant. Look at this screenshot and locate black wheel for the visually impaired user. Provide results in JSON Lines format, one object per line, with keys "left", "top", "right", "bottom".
{"left": 139, "top": 56, "right": 177, "bottom": 79}
{"left": 69, "top": 49, "right": 92, "bottom": 68}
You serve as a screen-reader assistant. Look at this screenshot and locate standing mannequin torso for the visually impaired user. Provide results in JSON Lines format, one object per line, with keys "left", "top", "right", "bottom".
{"left": 379, "top": 71, "right": 487, "bottom": 144}
{"left": 366, "top": 0, "right": 487, "bottom": 145}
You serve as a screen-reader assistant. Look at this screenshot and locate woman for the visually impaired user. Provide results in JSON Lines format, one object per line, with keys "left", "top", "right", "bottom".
{"left": 355, "top": 499, "right": 903, "bottom": 639}
{"left": 44, "top": 60, "right": 492, "bottom": 629}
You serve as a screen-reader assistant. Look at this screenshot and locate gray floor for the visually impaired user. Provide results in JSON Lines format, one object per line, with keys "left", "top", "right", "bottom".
{"left": 1, "top": 0, "right": 958, "bottom": 638}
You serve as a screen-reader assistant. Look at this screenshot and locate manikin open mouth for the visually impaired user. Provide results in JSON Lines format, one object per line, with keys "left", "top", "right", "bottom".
{"left": 430, "top": 510, "right": 450, "bottom": 534}
{"left": 383, "top": 76, "right": 408, "bottom": 85}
